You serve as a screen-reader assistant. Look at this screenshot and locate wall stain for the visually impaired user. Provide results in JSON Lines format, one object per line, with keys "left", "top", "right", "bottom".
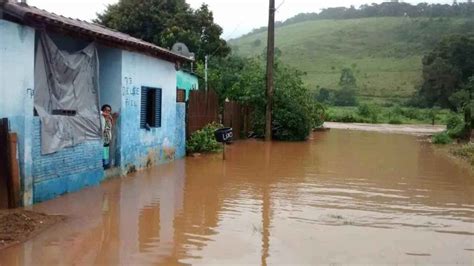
{"left": 126, "top": 164, "right": 137, "bottom": 175}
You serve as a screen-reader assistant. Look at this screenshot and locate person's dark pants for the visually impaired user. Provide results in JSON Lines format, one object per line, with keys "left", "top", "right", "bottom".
{"left": 103, "top": 144, "right": 110, "bottom": 169}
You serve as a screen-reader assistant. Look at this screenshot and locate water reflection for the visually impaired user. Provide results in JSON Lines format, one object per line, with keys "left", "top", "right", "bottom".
{"left": 0, "top": 129, "right": 473, "bottom": 265}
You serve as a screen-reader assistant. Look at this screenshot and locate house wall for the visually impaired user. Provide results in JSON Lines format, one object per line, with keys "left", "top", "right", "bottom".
{"left": 30, "top": 33, "right": 107, "bottom": 203}
{"left": 99, "top": 46, "right": 123, "bottom": 167}
{"left": 175, "top": 103, "right": 186, "bottom": 158}
{"left": 176, "top": 70, "right": 198, "bottom": 100}
{"left": 119, "top": 51, "right": 181, "bottom": 173}
{"left": 1, "top": 19, "right": 187, "bottom": 204}
{"left": 32, "top": 119, "right": 103, "bottom": 203}
{"left": 99, "top": 46, "right": 122, "bottom": 113}
{"left": 0, "top": 19, "right": 35, "bottom": 205}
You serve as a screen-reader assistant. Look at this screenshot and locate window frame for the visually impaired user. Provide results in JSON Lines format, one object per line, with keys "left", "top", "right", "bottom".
{"left": 140, "top": 86, "right": 162, "bottom": 129}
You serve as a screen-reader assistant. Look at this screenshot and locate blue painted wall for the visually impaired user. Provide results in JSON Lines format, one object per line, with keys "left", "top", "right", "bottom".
{"left": 1, "top": 19, "right": 188, "bottom": 204}
{"left": 99, "top": 46, "right": 122, "bottom": 113}
{"left": 32, "top": 119, "right": 103, "bottom": 203}
{"left": 0, "top": 19, "right": 35, "bottom": 205}
{"left": 176, "top": 70, "right": 198, "bottom": 100}
{"left": 119, "top": 51, "right": 180, "bottom": 173}
{"left": 175, "top": 103, "right": 186, "bottom": 158}
{"left": 99, "top": 46, "right": 122, "bottom": 167}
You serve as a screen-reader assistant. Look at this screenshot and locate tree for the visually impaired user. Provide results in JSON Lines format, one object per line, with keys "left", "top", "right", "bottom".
{"left": 95, "top": 0, "right": 230, "bottom": 63}
{"left": 316, "top": 88, "right": 333, "bottom": 104}
{"left": 463, "top": 76, "right": 474, "bottom": 138}
{"left": 334, "top": 68, "right": 358, "bottom": 106}
{"left": 416, "top": 35, "right": 474, "bottom": 109}
{"left": 339, "top": 67, "right": 357, "bottom": 88}
{"left": 198, "top": 54, "right": 323, "bottom": 140}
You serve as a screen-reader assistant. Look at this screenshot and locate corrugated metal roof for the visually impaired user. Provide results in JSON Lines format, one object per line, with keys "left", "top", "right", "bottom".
{"left": 1, "top": 1, "right": 193, "bottom": 62}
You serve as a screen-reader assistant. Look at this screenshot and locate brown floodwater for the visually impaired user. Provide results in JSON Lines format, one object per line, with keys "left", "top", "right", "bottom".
{"left": 0, "top": 129, "right": 473, "bottom": 265}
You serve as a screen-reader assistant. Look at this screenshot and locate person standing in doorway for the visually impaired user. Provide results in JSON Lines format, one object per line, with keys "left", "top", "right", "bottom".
{"left": 101, "top": 104, "right": 117, "bottom": 169}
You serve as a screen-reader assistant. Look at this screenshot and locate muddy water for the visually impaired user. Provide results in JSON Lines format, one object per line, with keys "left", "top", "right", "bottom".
{"left": 1, "top": 129, "right": 473, "bottom": 265}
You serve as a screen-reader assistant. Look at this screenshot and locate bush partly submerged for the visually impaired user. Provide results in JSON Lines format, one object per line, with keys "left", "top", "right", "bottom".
{"left": 186, "top": 122, "right": 223, "bottom": 154}
{"left": 432, "top": 132, "right": 452, "bottom": 145}
{"left": 451, "top": 144, "right": 474, "bottom": 165}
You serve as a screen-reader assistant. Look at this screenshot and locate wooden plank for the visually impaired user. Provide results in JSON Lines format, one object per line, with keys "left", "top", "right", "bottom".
{"left": 8, "top": 133, "right": 20, "bottom": 208}
{"left": 0, "top": 118, "right": 10, "bottom": 209}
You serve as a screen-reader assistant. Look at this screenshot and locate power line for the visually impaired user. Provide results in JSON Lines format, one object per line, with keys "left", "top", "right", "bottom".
{"left": 208, "top": 0, "right": 285, "bottom": 60}
{"left": 276, "top": 0, "right": 286, "bottom": 11}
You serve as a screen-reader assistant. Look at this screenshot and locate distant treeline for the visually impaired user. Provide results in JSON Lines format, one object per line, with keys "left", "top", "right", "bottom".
{"left": 238, "top": 2, "right": 474, "bottom": 39}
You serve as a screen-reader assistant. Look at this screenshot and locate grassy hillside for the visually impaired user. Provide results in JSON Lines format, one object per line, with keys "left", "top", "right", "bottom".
{"left": 230, "top": 17, "right": 474, "bottom": 104}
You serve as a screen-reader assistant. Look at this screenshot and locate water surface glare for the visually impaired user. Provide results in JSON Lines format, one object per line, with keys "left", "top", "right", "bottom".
{"left": 0, "top": 129, "right": 473, "bottom": 265}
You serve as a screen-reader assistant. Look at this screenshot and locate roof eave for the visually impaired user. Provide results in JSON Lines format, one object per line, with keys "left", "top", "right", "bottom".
{"left": 1, "top": 3, "right": 193, "bottom": 63}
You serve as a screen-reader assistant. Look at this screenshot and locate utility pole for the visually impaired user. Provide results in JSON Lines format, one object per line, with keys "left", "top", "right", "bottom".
{"left": 265, "top": 0, "right": 275, "bottom": 142}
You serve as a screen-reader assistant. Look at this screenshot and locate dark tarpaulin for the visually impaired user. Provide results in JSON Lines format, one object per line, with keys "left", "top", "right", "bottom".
{"left": 34, "top": 33, "right": 101, "bottom": 154}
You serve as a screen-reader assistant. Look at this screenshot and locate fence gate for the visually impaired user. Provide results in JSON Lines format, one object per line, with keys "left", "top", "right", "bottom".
{"left": 187, "top": 90, "right": 219, "bottom": 138}
{"left": 0, "top": 118, "right": 10, "bottom": 209}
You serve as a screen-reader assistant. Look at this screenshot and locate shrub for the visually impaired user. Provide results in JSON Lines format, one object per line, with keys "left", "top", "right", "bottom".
{"left": 309, "top": 102, "right": 326, "bottom": 128}
{"left": 326, "top": 111, "right": 370, "bottom": 123}
{"left": 388, "top": 117, "right": 403, "bottom": 124}
{"left": 334, "top": 88, "right": 357, "bottom": 106}
{"left": 357, "top": 103, "right": 371, "bottom": 117}
{"left": 401, "top": 107, "right": 421, "bottom": 120}
{"left": 446, "top": 114, "right": 464, "bottom": 131}
{"left": 445, "top": 114, "right": 466, "bottom": 138}
{"left": 272, "top": 86, "right": 313, "bottom": 141}
{"left": 391, "top": 105, "right": 404, "bottom": 116}
{"left": 186, "top": 122, "right": 223, "bottom": 153}
{"left": 357, "top": 103, "right": 379, "bottom": 123}
{"left": 316, "top": 88, "right": 334, "bottom": 104}
{"left": 432, "top": 132, "right": 452, "bottom": 144}
{"left": 451, "top": 144, "right": 474, "bottom": 165}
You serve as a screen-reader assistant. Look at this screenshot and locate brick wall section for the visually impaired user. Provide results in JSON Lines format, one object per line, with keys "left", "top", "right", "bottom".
{"left": 32, "top": 118, "right": 104, "bottom": 202}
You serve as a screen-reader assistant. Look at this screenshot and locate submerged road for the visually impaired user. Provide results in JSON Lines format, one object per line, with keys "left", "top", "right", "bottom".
{"left": 0, "top": 129, "right": 473, "bottom": 265}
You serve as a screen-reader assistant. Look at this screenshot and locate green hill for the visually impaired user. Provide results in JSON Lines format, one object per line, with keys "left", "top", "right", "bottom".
{"left": 230, "top": 17, "right": 474, "bottom": 104}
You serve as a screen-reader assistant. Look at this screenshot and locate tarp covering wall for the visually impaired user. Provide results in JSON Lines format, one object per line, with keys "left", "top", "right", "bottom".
{"left": 35, "top": 33, "right": 101, "bottom": 154}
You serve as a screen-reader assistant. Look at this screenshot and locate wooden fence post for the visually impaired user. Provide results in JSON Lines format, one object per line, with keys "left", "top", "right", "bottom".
{"left": 8, "top": 133, "right": 20, "bottom": 208}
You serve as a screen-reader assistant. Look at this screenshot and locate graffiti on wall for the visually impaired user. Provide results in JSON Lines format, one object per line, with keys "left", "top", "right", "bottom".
{"left": 122, "top": 76, "right": 139, "bottom": 108}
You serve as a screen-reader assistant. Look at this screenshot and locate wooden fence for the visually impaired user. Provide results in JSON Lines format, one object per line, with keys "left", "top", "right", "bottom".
{"left": 186, "top": 90, "right": 219, "bottom": 138}
{"left": 223, "top": 102, "right": 252, "bottom": 140}
{"left": 186, "top": 90, "right": 253, "bottom": 140}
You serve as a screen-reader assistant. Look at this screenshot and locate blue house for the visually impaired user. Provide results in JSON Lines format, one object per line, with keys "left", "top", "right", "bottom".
{"left": 0, "top": 0, "right": 193, "bottom": 205}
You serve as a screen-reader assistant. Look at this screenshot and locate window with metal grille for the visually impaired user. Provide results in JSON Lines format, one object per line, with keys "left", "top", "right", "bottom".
{"left": 176, "top": 88, "right": 186, "bottom": 102}
{"left": 140, "top": 87, "right": 162, "bottom": 129}
{"left": 52, "top": 109, "right": 77, "bottom": 116}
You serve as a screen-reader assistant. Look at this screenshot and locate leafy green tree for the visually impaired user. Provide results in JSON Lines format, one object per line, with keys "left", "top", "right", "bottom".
{"left": 198, "top": 53, "right": 323, "bottom": 140}
{"left": 417, "top": 35, "right": 474, "bottom": 109}
{"left": 316, "top": 88, "right": 333, "bottom": 104}
{"left": 95, "top": 0, "right": 230, "bottom": 63}
{"left": 463, "top": 76, "right": 474, "bottom": 138}
{"left": 334, "top": 68, "right": 358, "bottom": 106}
{"left": 339, "top": 67, "right": 357, "bottom": 88}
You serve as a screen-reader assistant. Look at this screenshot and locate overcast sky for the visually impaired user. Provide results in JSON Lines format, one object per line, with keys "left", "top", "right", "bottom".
{"left": 28, "top": 0, "right": 454, "bottom": 39}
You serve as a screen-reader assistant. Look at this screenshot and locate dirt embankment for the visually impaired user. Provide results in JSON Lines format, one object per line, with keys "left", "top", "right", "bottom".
{"left": 0, "top": 209, "right": 64, "bottom": 250}
{"left": 442, "top": 143, "right": 474, "bottom": 169}
{"left": 324, "top": 122, "right": 445, "bottom": 136}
